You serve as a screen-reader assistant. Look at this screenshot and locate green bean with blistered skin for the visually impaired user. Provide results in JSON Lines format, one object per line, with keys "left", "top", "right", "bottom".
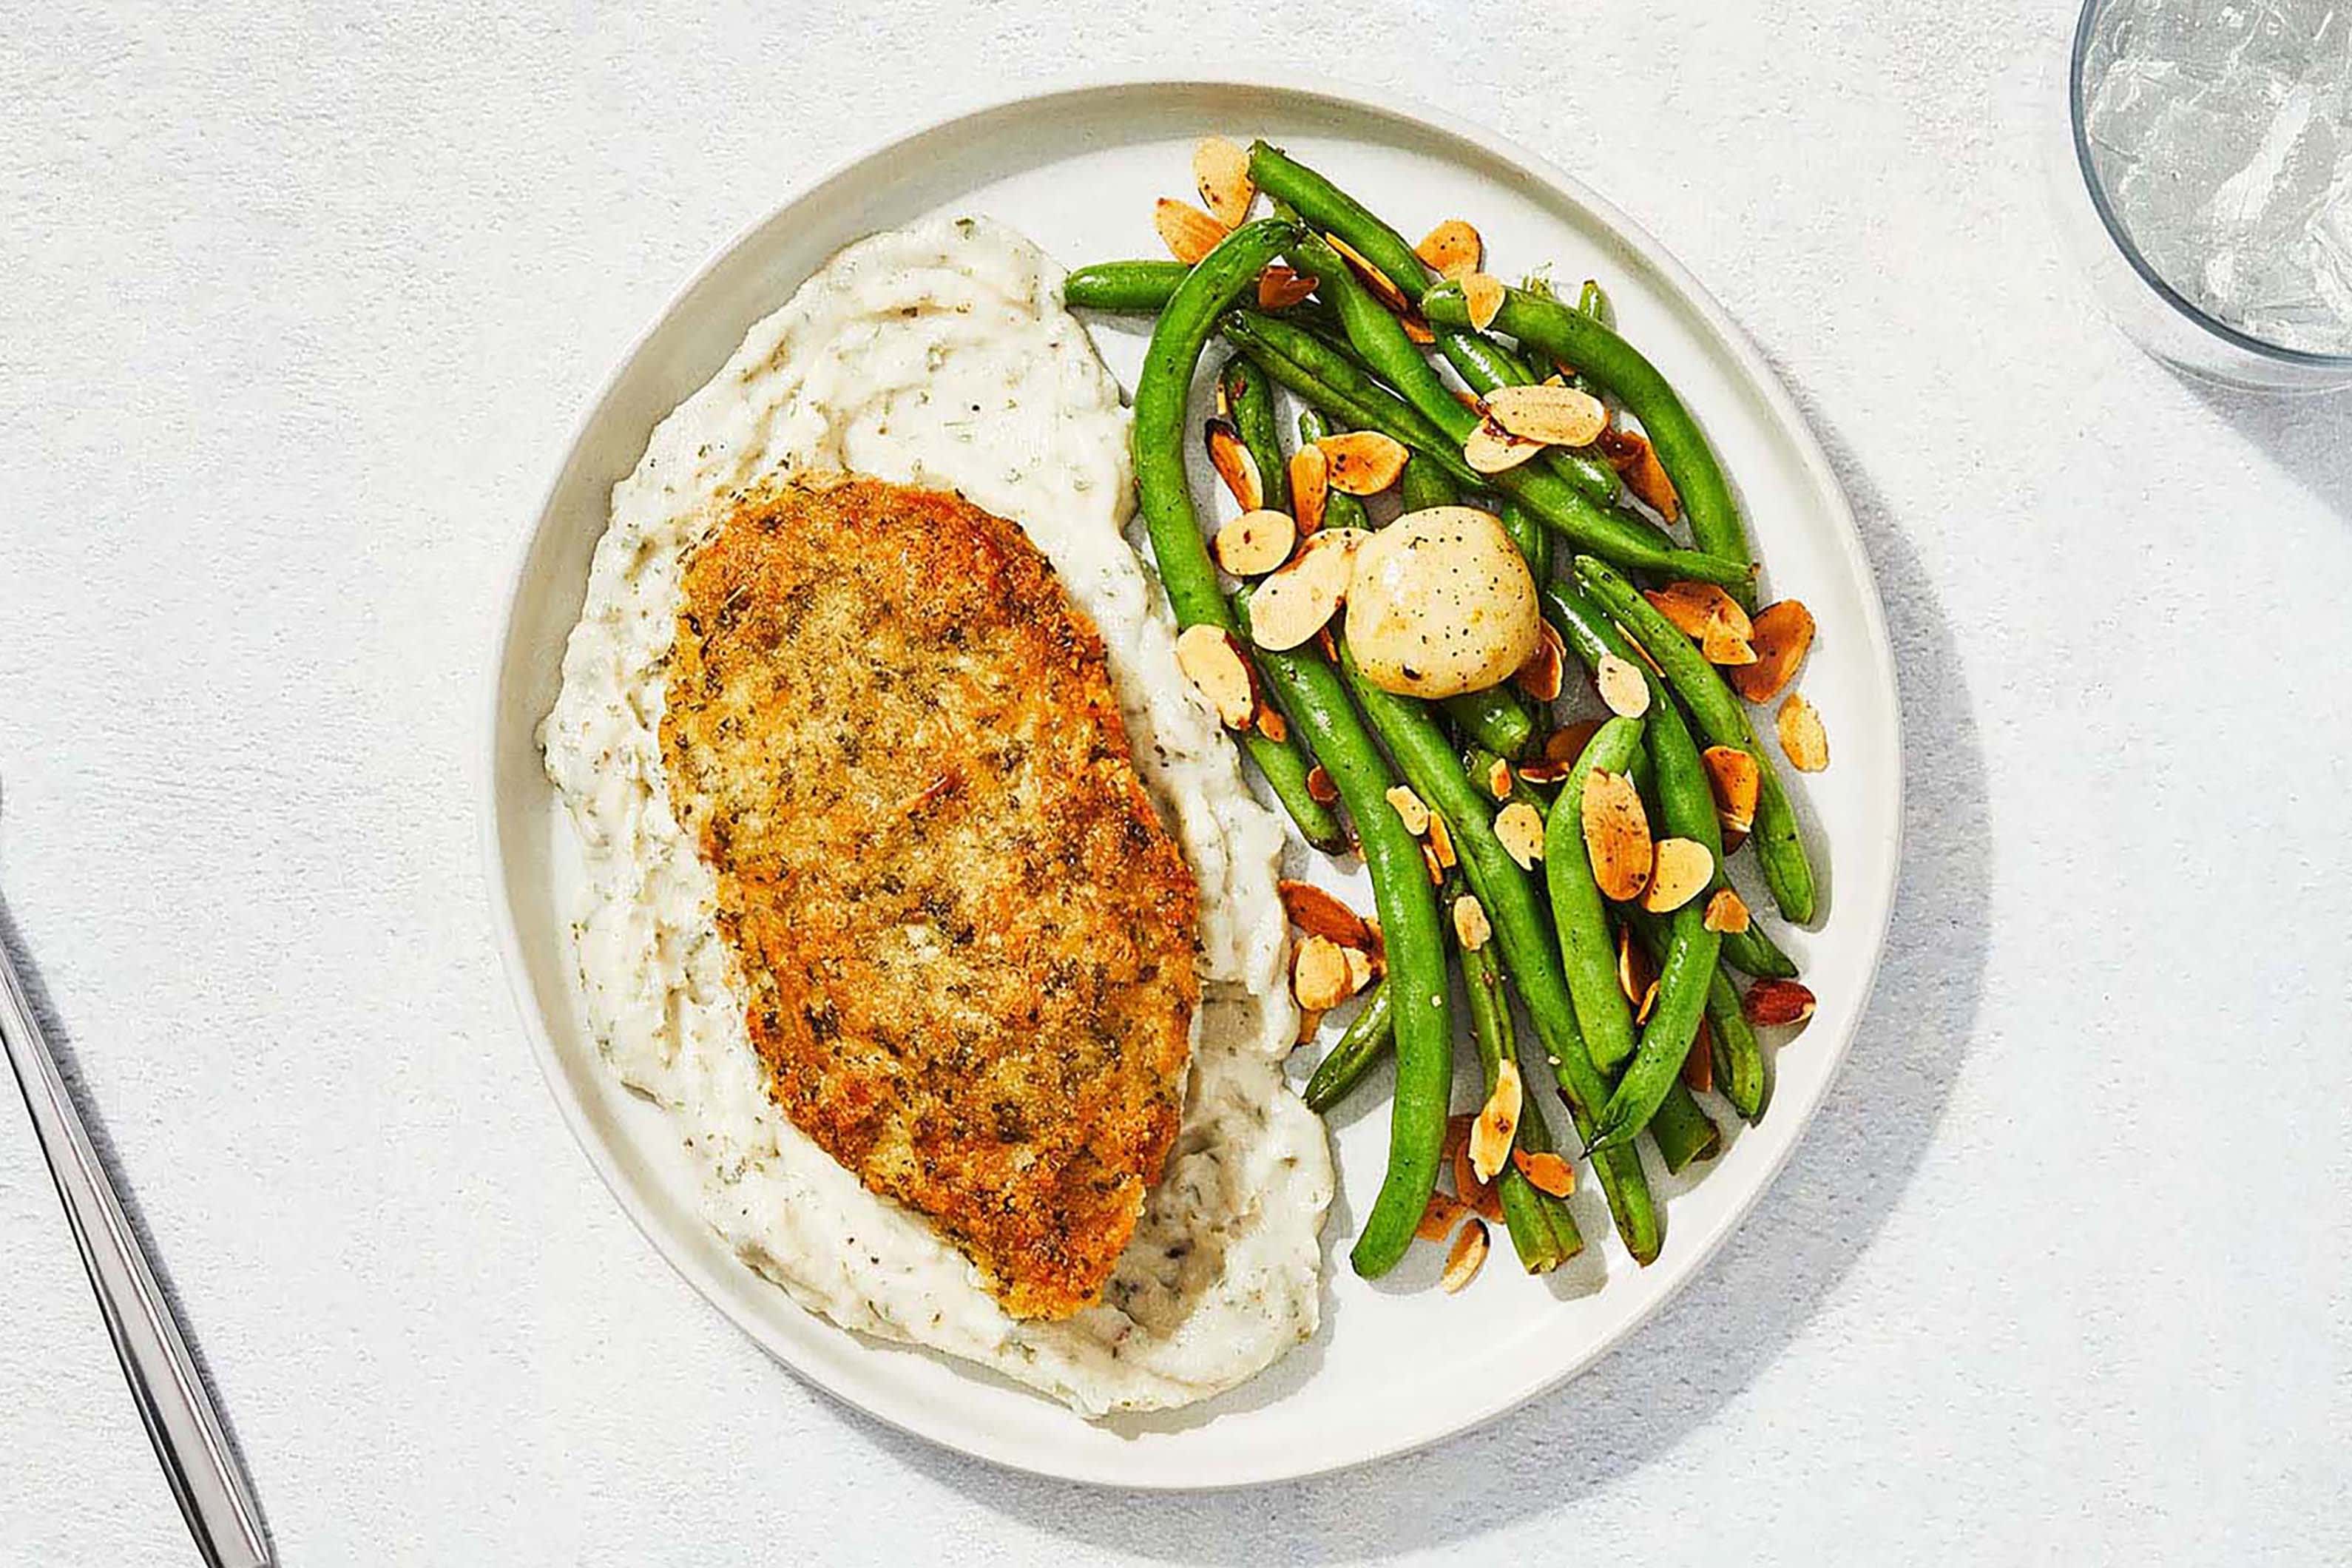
{"left": 1427, "top": 280, "right": 1756, "bottom": 598}
{"left": 1571, "top": 558, "right": 1817, "bottom": 925}
{"left": 1236, "top": 588, "right": 1450, "bottom": 1279}
{"left": 1131, "top": 220, "right": 1345, "bottom": 854}
{"left": 1302, "top": 976, "right": 1392, "bottom": 1112}
{"left": 1294, "top": 408, "right": 1369, "bottom": 531}
{"left": 1458, "top": 919, "right": 1579, "bottom": 1273}
{"left": 1219, "top": 354, "right": 1289, "bottom": 515}
{"left": 1335, "top": 646, "right": 1661, "bottom": 1265}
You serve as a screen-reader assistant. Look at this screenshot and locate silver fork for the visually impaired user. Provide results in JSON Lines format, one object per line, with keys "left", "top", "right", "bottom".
{"left": 0, "top": 932, "right": 271, "bottom": 1568}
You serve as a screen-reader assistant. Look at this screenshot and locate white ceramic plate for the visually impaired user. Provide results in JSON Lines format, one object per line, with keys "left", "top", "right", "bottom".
{"left": 484, "top": 77, "right": 1903, "bottom": 1490}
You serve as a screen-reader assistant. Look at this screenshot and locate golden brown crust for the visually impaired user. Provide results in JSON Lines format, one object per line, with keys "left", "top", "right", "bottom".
{"left": 660, "top": 472, "right": 1200, "bottom": 1321}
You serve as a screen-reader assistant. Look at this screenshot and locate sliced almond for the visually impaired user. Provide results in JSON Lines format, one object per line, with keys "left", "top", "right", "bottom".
{"left": 1203, "top": 418, "right": 1264, "bottom": 511}
{"left": 1174, "top": 624, "right": 1258, "bottom": 728}
{"left": 1212, "top": 507, "right": 1297, "bottom": 575}
{"left": 1295, "top": 1004, "right": 1325, "bottom": 1046}
{"left": 1291, "top": 935, "right": 1358, "bottom": 1011}
{"left": 1597, "top": 425, "right": 1680, "bottom": 521}
{"left": 1245, "top": 529, "right": 1363, "bottom": 651}
{"left": 1325, "top": 232, "right": 1413, "bottom": 315}
{"left": 1701, "top": 746, "right": 1761, "bottom": 835}
{"left": 1547, "top": 717, "right": 1605, "bottom": 766}
{"left": 1703, "top": 625, "right": 1759, "bottom": 666}
{"left": 1516, "top": 759, "right": 1571, "bottom": 785}
{"left": 1288, "top": 442, "right": 1329, "bottom": 535}
{"left": 1581, "top": 768, "right": 1652, "bottom": 902}
{"left": 1345, "top": 944, "right": 1377, "bottom": 992}
{"left": 1595, "top": 652, "right": 1652, "bottom": 718}
{"left": 1305, "top": 764, "right": 1339, "bottom": 805}
{"left": 1257, "top": 263, "right": 1319, "bottom": 310}
{"left": 1400, "top": 314, "right": 1436, "bottom": 345}
{"left": 1155, "top": 197, "right": 1227, "bottom": 265}
{"left": 1192, "top": 136, "right": 1254, "bottom": 228}
{"left": 1495, "top": 800, "right": 1546, "bottom": 870}
{"left": 1513, "top": 619, "right": 1566, "bottom": 702}
{"left": 1682, "top": 1024, "right": 1714, "bottom": 1092}
{"left": 1644, "top": 581, "right": 1756, "bottom": 669}
{"left": 1461, "top": 271, "right": 1506, "bottom": 331}
{"left": 1703, "top": 887, "right": 1751, "bottom": 934}
{"left": 1426, "top": 811, "right": 1459, "bottom": 871}
{"left": 1422, "top": 841, "right": 1446, "bottom": 885}
{"left": 1317, "top": 430, "right": 1409, "bottom": 496}
{"left": 1278, "top": 879, "right": 1375, "bottom": 950}
{"left": 1487, "top": 382, "right": 1609, "bottom": 447}
{"left": 1743, "top": 978, "right": 1817, "bottom": 1028}
{"left": 1440, "top": 1217, "right": 1490, "bottom": 1293}
{"left": 1385, "top": 783, "right": 1430, "bottom": 837}
{"left": 1414, "top": 219, "right": 1484, "bottom": 281}
{"left": 1452, "top": 893, "right": 1493, "bottom": 952}
{"left": 1617, "top": 927, "right": 1660, "bottom": 1021}
{"left": 1468, "top": 1057, "right": 1521, "bottom": 1182}
{"left": 1416, "top": 1191, "right": 1469, "bottom": 1243}
{"left": 1255, "top": 706, "right": 1288, "bottom": 742}
{"left": 1462, "top": 417, "right": 1544, "bottom": 476}
{"left": 1449, "top": 1117, "right": 1503, "bottom": 1220}
{"left": 1642, "top": 837, "right": 1716, "bottom": 913}
{"left": 1513, "top": 1148, "right": 1576, "bottom": 1197}
{"left": 1485, "top": 755, "right": 1515, "bottom": 801}
{"left": 1778, "top": 692, "right": 1830, "bottom": 772}
{"left": 1731, "top": 599, "right": 1817, "bottom": 703}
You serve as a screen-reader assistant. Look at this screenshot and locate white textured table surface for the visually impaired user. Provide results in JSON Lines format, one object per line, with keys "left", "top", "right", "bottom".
{"left": 4, "top": 4, "right": 2347, "bottom": 1563}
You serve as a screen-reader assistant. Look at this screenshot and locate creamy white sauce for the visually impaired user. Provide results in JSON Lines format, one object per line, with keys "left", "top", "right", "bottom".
{"left": 539, "top": 217, "right": 1332, "bottom": 1414}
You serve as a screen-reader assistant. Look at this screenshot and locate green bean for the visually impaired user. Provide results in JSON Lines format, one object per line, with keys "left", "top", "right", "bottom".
{"left": 1630, "top": 910, "right": 1766, "bottom": 1123}
{"left": 1543, "top": 717, "right": 1645, "bottom": 1075}
{"left": 1426, "top": 280, "right": 1756, "bottom": 598}
{"left": 1294, "top": 408, "right": 1368, "bottom": 531}
{"left": 1302, "top": 977, "right": 1392, "bottom": 1112}
{"left": 1539, "top": 585, "right": 1799, "bottom": 976}
{"left": 1647, "top": 1081, "right": 1721, "bottom": 1172}
{"left": 1570, "top": 558, "right": 1817, "bottom": 925}
{"left": 1498, "top": 500, "right": 1553, "bottom": 594}
{"left": 1132, "top": 220, "right": 1345, "bottom": 854}
{"left": 1578, "top": 277, "right": 1615, "bottom": 329}
{"left": 1459, "top": 921, "right": 1578, "bottom": 1273}
{"left": 1498, "top": 1026, "right": 1586, "bottom": 1263}
{"left": 1064, "top": 259, "right": 1190, "bottom": 314}
{"left": 1440, "top": 686, "right": 1535, "bottom": 760}
{"left": 1248, "top": 141, "right": 1435, "bottom": 300}
{"left": 1223, "top": 310, "right": 1482, "bottom": 485}
{"left": 1289, "top": 231, "right": 1745, "bottom": 589}
{"left": 1398, "top": 450, "right": 1458, "bottom": 513}
{"left": 1237, "top": 589, "right": 1450, "bottom": 1279}
{"left": 1218, "top": 354, "right": 1289, "bottom": 514}
{"left": 1335, "top": 646, "right": 1660, "bottom": 1265}
{"left": 1436, "top": 328, "right": 1623, "bottom": 510}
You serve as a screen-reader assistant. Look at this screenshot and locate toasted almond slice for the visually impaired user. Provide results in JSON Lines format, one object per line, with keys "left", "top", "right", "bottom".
{"left": 1452, "top": 893, "right": 1493, "bottom": 952}
{"left": 1597, "top": 425, "right": 1680, "bottom": 521}
{"left": 1743, "top": 978, "right": 1817, "bottom": 1027}
{"left": 1468, "top": 1057, "right": 1521, "bottom": 1181}
{"left": 1513, "top": 1148, "right": 1576, "bottom": 1197}
{"left": 1277, "top": 879, "right": 1375, "bottom": 949}
{"left": 1494, "top": 801, "right": 1546, "bottom": 870}
{"left": 1778, "top": 692, "right": 1830, "bottom": 772}
{"left": 1642, "top": 837, "right": 1715, "bottom": 913}
{"left": 1703, "top": 887, "right": 1751, "bottom": 934}
{"left": 1450, "top": 1119, "right": 1503, "bottom": 1220}
{"left": 1422, "top": 841, "right": 1446, "bottom": 885}
{"left": 1294, "top": 1004, "right": 1325, "bottom": 1045}
{"left": 1463, "top": 417, "right": 1544, "bottom": 475}
{"left": 1414, "top": 219, "right": 1484, "bottom": 281}
{"left": 1401, "top": 314, "right": 1436, "bottom": 345}
{"left": 1461, "top": 271, "right": 1506, "bottom": 331}
{"left": 1317, "top": 431, "right": 1409, "bottom": 495}
{"left": 1616, "top": 925, "right": 1655, "bottom": 1009}
{"left": 1723, "top": 825, "right": 1749, "bottom": 856}
{"left": 1385, "top": 783, "right": 1430, "bottom": 837}
{"left": 1325, "top": 232, "right": 1412, "bottom": 314}
{"left": 1682, "top": 1024, "right": 1714, "bottom": 1092}
{"left": 1485, "top": 755, "right": 1515, "bottom": 800}
{"left": 1516, "top": 759, "right": 1570, "bottom": 785}
{"left": 1342, "top": 944, "right": 1376, "bottom": 994}
{"left": 1700, "top": 745, "right": 1760, "bottom": 835}
{"left": 1486, "top": 382, "right": 1609, "bottom": 447}
{"left": 1288, "top": 442, "right": 1329, "bottom": 535}
{"left": 1174, "top": 624, "right": 1258, "bottom": 728}
{"left": 1155, "top": 196, "right": 1228, "bottom": 265}
{"left": 1731, "top": 599, "right": 1817, "bottom": 703}
{"left": 1245, "top": 529, "right": 1362, "bottom": 651}
{"left": 1644, "top": 581, "right": 1755, "bottom": 659}
{"left": 1703, "top": 625, "right": 1759, "bottom": 666}
{"left": 1416, "top": 1191, "right": 1469, "bottom": 1243}
{"left": 1596, "top": 652, "right": 1652, "bottom": 717}
{"left": 1305, "top": 763, "right": 1339, "bottom": 805}
{"left": 1581, "top": 768, "right": 1652, "bottom": 902}
{"left": 1212, "top": 507, "right": 1297, "bottom": 575}
{"left": 1257, "top": 263, "right": 1319, "bottom": 310}
{"left": 1292, "top": 935, "right": 1356, "bottom": 1011}
{"left": 1440, "top": 1217, "right": 1490, "bottom": 1292}
{"left": 1426, "top": 811, "right": 1459, "bottom": 870}
{"left": 1203, "top": 418, "right": 1263, "bottom": 511}
{"left": 1255, "top": 706, "right": 1288, "bottom": 742}
{"left": 1548, "top": 717, "right": 1604, "bottom": 765}
{"left": 1514, "top": 618, "right": 1566, "bottom": 702}
{"left": 1192, "top": 136, "right": 1254, "bottom": 227}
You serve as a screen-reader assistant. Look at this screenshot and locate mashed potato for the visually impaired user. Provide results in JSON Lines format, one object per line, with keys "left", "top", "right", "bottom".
{"left": 539, "top": 217, "right": 1331, "bottom": 1413}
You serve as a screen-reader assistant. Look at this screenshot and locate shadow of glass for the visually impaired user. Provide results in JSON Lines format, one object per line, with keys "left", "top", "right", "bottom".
{"left": 2180, "top": 377, "right": 2352, "bottom": 524}
{"left": 842, "top": 419, "right": 1993, "bottom": 1555}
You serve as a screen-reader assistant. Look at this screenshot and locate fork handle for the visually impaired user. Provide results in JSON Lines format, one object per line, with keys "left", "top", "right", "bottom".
{"left": 0, "top": 950, "right": 271, "bottom": 1568}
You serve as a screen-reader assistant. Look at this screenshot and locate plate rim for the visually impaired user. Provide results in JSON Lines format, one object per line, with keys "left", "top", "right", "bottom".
{"left": 480, "top": 69, "right": 1907, "bottom": 1491}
